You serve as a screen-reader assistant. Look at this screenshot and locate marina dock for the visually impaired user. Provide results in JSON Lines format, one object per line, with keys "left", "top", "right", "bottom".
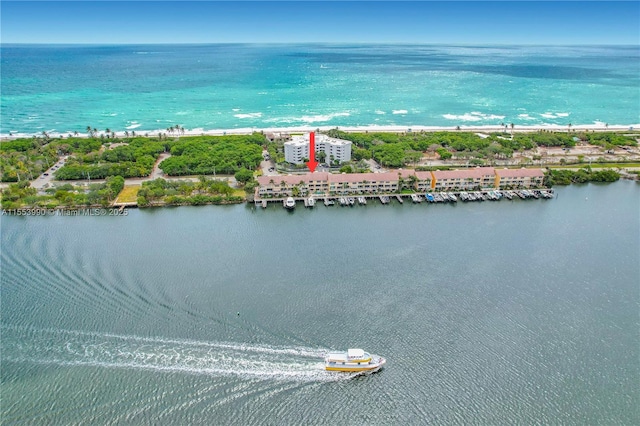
{"left": 254, "top": 189, "right": 554, "bottom": 210}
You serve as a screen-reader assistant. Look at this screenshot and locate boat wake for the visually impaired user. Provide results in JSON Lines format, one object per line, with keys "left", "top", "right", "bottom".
{"left": 1, "top": 326, "right": 352, "bottom": 382}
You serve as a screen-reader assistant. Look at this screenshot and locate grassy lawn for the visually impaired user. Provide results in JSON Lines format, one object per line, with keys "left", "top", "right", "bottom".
{"left": 232, "top": 188, "right": 246, "bottom": 198}
{"left": 115, "top": 185, "right": 140, "bottom": 203}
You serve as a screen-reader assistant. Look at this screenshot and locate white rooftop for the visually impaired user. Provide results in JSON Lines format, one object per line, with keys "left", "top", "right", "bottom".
{"left": 348, "top": 348, "right": 365, "bottom": 358}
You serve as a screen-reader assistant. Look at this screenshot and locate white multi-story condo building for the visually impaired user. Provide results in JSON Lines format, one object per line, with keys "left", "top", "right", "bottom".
{"left": 284, "top": 133, "right": 352, "bottom": 165}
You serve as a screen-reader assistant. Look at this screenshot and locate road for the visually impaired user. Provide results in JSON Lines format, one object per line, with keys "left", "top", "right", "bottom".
{"left": 23, "top": 152, "right": 237, "bottom": 193}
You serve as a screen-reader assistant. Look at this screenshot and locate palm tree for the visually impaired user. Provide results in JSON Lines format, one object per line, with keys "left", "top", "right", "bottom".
{"left": 510, "top": 123, "right": 514, "bottom": 136}
{"left": 86, "top": 126, "right": 93, "bottom": 137}
{"left": 125, "top": 130, "right": 129, "bottom": 138}
{"left": 197, "top": 175, "right": 208, "bottom": 193}
{"left": 408, "top": 174, "right": 418, "bottom": 190}
{"left": 105, "top": 128, "right": 111, "bottom": 138}
{"left": 567, "top": 123, "right": 572, "bottom": 133}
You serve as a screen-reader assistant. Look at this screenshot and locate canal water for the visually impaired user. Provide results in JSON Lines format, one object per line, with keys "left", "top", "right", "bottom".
{"left": 1, "top": 181, "right": 638, "bottom": 424}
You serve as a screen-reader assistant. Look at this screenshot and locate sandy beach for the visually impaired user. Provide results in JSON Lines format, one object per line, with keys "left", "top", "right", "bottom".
{"left": 2, "top": 123, "right": 638, "bottom": 141}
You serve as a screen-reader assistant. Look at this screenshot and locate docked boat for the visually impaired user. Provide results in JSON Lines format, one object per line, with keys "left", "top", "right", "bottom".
{"left": 325, "top": 348, "right": 386, "bottom": 373}
{"left": 306, "top": 197, "right": 316, "bottom": 207}
{"left": 357, "top": 196, "right": 367, "bottom": 205}
{"left": 283, "top": 197, "right": 296, "bottom": 209}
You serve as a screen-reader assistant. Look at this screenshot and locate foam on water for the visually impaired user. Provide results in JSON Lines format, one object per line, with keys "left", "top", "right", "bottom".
{"left": 1, "top": 325, "right": 350, "bottom": 383}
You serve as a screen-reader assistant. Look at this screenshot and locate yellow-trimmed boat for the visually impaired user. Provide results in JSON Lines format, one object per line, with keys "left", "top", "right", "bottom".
{"left": 324, "top": 348, "right": 386, "bottom": 372}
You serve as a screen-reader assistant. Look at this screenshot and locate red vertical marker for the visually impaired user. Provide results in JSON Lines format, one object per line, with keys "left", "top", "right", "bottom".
{"left": 306, "top": 131, "right": 318, "bottom": 173}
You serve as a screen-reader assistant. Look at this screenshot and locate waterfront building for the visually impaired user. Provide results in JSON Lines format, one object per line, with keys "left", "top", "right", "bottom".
{"left": 431, "top": 167, "right": 498, "bottom": 191}
{"left": 329, "top": 172, "right": 399, "bottom": 194}
{"left": 255, "top": 167, "right": 545, "bottom": 198}
{"left": 257, "top": 172, "right": 329, "bottom": 197}
{"left": 496, "top": 168, "right": 545, "bottom": 189}
{"left": 283, "top": 133, "right": 352, "bottom": 165}
{"left": 414, "top": 171, "right": 433, "bottom": 192}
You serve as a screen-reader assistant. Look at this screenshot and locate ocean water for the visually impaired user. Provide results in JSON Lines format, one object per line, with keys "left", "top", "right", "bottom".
{"left": 1, "top": 44, "right": 639, "bottom": 136}
{"left": 1, "top": 182, "right": 639, "bottom": 424}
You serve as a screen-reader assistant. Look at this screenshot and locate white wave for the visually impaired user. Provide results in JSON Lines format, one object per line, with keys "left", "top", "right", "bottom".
{"left": 392, "top": 110, "right": 408, "bottom": 115}
{"left": 263, "top": 112, "right": 350, "bottom": 124}
{"left": 443, "top": 113, "right": 482, "bottom": 122}
{"left": 518, "top": 114, "right": 537, "bottom": 121}
{"left": 300, "top": 112, "right": 350, "bottom": 123}
{"left": 443, "top": 112, "right": 505, "bottom": 122}
{"left": 175, "top": 111, "right": 190, "bottom": 116}
{"left": 540, "top": 112, "right": 570, "bottom": 119}
{"left": 2, "top": 326, "right": 348, "bottom": 383}
{"left": 375, "top": 110, "right": 386, "bottom": 115}
{"left": 232, "top": 108, "right": 240, "bottom": 112}
{"left": 125, "top": 123, "right": 141, "bottom": 130}
{"left": 234, "top": 112, "right": 263, "bottom": 119}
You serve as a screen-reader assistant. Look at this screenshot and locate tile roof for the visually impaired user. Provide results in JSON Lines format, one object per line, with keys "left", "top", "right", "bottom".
{"left": 496, "top": 168, "right": 544, "bottom": 178}
{"left": 432, "top": 167, "right": 495, "bottom": 180}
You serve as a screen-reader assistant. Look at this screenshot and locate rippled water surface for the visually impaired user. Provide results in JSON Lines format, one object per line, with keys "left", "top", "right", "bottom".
{"left": 2, "top": 44, "right": 639, "bottom": 135}
{"left": 1, "top": 182, "right": 639, "bottom": 424}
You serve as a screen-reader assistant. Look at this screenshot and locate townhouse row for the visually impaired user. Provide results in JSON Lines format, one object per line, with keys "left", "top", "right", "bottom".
{"left": 256, "top": 167, "right": 545, "bottom": 198}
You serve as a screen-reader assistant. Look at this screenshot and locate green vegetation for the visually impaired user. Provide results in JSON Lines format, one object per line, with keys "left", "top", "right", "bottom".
{"left": 1, "top": 176, "right": 124, "bottom": 209}
{"left": 548, "top": 162, "right": 640, "bottom": 169}
{"left": 322, "top": 129, "right": 638, "bottom": 167}
{"left": 545, "top": 167, "right": 620, "bottom": 186}
{"left": 136, "top": 177, "right": 243, "bottom": 207}
{"left": 0, "top": 136, "right": 59, "bottom": 182}
{"left": 115, "top": 185, "right": 140, "bottom": 203}
{"left": 580, "top": 132, "right": 638, "bottom": 148}
{"left": 159, "top": 134, "right": 264, "bottom": 176}
{"left": 55, "top": 138, "right": 165, "bottom": 180}
{"left": 234, "top": 168, "right": 254, "bottom": 185}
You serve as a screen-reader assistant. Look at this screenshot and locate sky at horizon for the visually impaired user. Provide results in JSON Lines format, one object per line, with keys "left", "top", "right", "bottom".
{"left": 1, "top": 1, "right": 638, "bottom": 45}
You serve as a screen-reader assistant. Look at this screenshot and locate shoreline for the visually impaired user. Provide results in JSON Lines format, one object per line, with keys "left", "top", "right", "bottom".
{"left": 2, "top": 123, "right": 638, "bottom": 141}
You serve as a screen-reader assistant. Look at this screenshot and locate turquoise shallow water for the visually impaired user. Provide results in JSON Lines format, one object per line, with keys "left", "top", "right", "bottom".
{"left": 1, "top": 181, "right": 639, "bottom": 424}
{"left": 1, "top": 44, "right": 639, "bottom": 136}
